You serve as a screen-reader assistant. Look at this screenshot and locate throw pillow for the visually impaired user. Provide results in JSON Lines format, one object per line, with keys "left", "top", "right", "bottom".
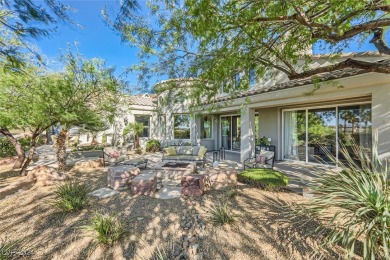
{"left": 165, "top": 146, "right": 177, "bottom": 156}
{"left": 256, "top": 155, "right": 267, "bottom": 164}
{"left": 110, "top": 150, "right": 120, "bottom": 158}
{"left": 198, "top": 147, "right": 207, "bottom": 157}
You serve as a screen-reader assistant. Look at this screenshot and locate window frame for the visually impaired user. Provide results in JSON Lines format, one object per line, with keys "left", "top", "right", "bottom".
{"left": 173, "top": 114, "right": 191, "bottom": 139}
{"left": 134, "top": 115, "right": 151, "bottom": 138}
{"left": 200, "top": 115, "right": 213, "bottom": 139}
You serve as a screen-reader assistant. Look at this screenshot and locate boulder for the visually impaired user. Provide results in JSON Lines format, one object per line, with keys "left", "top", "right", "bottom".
{"left": 73, "top": 158, "right": 104, "bottom": 170}
{"left": 108, "top": 165, "right": 141, "bottom": 191}
{"left": 27, "top": 165, "right": 69, "bottom": 186}
{"left": 131, "top": 173, "right": 157, "bottom": 195}
{"left": 205, "top": 164, "right": 237, "bottom": 190}
{"left": 181, "top": 175, "right": 205, "bottom": 197}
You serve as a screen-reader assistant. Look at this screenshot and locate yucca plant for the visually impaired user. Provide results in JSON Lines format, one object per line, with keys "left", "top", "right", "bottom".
{"left": 209, "top": 202, "right": 235, "bottom": 226}
{"left": 225, "top": 188, "right": 239, "bottom": 198}
{"left": 82, "top": 211, "right": 124, "bottom": 245}
{"left": 0, "top": 239, "right": 18, "bottom": 260}
{"left": 305, "top": 137, "right": 389, "bottom": 259}
{"left": 52, "top": 181, "right": 90, "bottom": 212}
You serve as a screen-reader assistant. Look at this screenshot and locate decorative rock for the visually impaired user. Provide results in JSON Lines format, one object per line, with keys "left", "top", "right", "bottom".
{"left": 131, "top": 173, "right": 157, "bottom": 196}
{"left": 189, "top": 243, "right": 199, "bottom": 255}
{"left": 107, "top": 165, "right": 140, "bottom": 191}
{"left": 27, "top": 165, "right": 69, "bottom": 186}
{"left": 205, "top": 164, "right": 237, "bottom": 190}
{"left": 181, "top": 175, "right": 205, "bottom": 197}
{"left": 73, "top": 158, "right": 104, "bottom": 170}
{"left": 89, "top": 187, "right": 119, "bottom": 199}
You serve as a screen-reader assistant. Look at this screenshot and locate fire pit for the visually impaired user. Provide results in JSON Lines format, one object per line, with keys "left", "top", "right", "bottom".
{"left": 149, "top": 161, "right": 197, "bottom": 181}
{"left": 162, "top": 162, "right": 190, "bottom": 168}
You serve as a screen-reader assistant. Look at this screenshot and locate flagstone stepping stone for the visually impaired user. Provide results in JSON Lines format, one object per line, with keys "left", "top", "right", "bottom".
{"left": 155, "top": 186, "right": 182, "bottom": 199}
{"left": 89, "top": 187, "right": 119, "bottom": 199}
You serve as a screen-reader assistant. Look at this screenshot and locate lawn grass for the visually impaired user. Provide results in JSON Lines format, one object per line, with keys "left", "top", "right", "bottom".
{"left": 238, "top": 168, "right": 289, "bottom": 191}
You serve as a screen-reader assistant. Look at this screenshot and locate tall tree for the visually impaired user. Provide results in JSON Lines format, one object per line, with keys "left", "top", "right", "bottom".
{"left": 0, "top": 0, "right": 74, "bottom": 63}
{"left": 106, "top": 0, "right": 390, "bottom": 97}
{"left": 0, "top": 65, "right": 58, "bottom": 171}
{"left": 52, "top": 52, "right": 121, "bottom": 171}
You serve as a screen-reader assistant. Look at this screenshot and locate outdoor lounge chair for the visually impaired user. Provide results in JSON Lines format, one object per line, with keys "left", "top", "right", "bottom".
{"left": 244, "top": 145, "right": 276, "bottom": 170}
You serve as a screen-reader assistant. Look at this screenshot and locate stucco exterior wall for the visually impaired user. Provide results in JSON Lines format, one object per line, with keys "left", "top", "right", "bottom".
{"left": 257, "top": 107, "right": 281, "bottom": 160}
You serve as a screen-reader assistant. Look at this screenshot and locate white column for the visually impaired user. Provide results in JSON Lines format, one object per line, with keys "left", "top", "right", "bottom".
{"left": 372, "top": 85, "right": 390, "bottom": 160}
{"left": 240, "top": 106, "right": 256, "bottom": 163}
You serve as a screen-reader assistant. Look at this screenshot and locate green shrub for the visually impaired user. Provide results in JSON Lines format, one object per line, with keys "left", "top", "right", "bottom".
{"left": 209, "top": 202, "right": 235, "bottom": 226}
{"left": 101, "top": 133, "right": 107, "bottom": 144}
{"left": 238, "top": 168, "right": 289, "bottom": 191}
{"left": 0, "top": 136, "right": 44, "bottom": 158}
{"left": 0, "top": 239, "right": 18, "bottom": 260}
{"left": 146, "top": 139, "right": 161, "bottom": 152}
{"left": 225, "top": 188, "right": 239, "bottom": 198}
{"left": 52, "top": 181, "right": 90, "bottom": 212}
{"left": 83, "top": 212, "right": 124, "bottom": 245}
{"left": 304, "top": 142, "right": 390, "bottom": 259}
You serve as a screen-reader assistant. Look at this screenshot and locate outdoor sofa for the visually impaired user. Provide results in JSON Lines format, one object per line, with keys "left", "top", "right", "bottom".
{"left": 162, "top": 145, "right": 207, "bottom": 166}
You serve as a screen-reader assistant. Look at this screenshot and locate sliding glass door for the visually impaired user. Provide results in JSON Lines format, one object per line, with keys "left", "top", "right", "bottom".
{"left": 221, "top": 115, "right": 241, "bottom": 151}
{"left": 283, "top": 104, "right": 372, "bottom": 164}
{"left": 283, "top": 110, "right": 306, "bottom": 161}
{"left": 307, "top": 108, "right": 336, "bottom": 164}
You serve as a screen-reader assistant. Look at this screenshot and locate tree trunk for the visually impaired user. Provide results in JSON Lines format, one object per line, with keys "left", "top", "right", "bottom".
{"left": 0, "top": 127, "right": 25, "bottom": 169}
{"left": 57, "top": 129, "right": 67, "bottom": 171}
{"left": 19, "top": 131, "right": 39, "bottom": 176}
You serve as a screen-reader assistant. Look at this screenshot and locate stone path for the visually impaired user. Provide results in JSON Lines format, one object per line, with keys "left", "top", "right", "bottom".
{"left": 89, "top": 187, "right": 119, "bottom": 199}
{"left": 27, "top": 145, "right": 58, "bottom": 170}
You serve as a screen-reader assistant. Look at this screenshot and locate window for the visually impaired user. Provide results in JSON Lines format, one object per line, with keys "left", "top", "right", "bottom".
{"left": 249, "top": 68, "right": 256, "bottom": 85}
{"left": 158, "top": 115, "right": 166, "bottom": 138}
{"left": 135, "top": 115, "right": 150, "bottom": 137}
{"left": 200, "top": 116, "right": 212, "bottom": 139}
{"left": 174, "top": 114, "right": 191, "bottom": 139}
{"left": 283, "top": 104, "right": 372, "bottom": 164}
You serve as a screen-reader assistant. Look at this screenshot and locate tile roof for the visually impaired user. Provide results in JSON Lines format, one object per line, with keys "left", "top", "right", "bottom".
{"left": 127, "top": 95, "right": 157, "bottom": 107}
{"left": 214, "top": 68, "right": 368, "bottom": 102}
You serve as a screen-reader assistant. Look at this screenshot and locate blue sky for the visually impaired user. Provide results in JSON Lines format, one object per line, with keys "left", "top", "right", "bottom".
{"left": 31, "top": 0, "right": 154, "bottom": 93}
{"left": 30, "top": 1, "right": 388, "bottom": 94}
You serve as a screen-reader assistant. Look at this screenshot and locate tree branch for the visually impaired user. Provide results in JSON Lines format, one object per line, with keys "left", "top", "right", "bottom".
{"left": 369, "top": 28, "right": 390, "bottom": 54}
{"left": 313, "top": 18, "right": 390, "bottom": 42}
{"left": 289, "top": 58, "right": 390, "bottom": 80}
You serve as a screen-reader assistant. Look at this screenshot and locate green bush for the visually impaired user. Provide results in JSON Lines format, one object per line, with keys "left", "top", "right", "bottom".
{"left": 0, "top": 239, "right": 18, "bottom": 260}
{"left": 304, "top": 142, "right": 390, "bottom": 259}
{"left": 238, "top": 168, "right": 289, "bottom": 191}
{"left": 145, "top": 139, "right": 161, "bottom": 152}
{"left": 52, "top": 181, "right": 90, "bottom": 212}
{"left": 0, "top": 136, "right": 44, "bottom": 158}
{"left": 209, "top": 202, "right": 235, "bottom": 226}
{"left": 101, "top": 133, "right": 107, "bottom": 144}
{"left": 83, "top": 212, "right": 124, "bottom": 245}
{"left": 73, "top": 145, "right": 105, "bottom": 151}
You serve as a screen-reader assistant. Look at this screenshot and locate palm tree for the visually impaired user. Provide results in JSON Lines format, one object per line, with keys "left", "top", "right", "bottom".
{"left": 123, "top": 122, "right": 144, "bottom": 149}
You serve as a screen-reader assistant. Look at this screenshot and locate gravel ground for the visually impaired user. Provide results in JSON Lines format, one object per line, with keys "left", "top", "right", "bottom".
{"left": 0, "top": 164, "right": 354, "bottom": 260}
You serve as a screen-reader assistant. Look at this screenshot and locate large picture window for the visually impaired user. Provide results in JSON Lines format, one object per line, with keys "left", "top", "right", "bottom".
{"left": 283, "top": 103, "right": 372, "bottom": 164}
{"left": 174, "top": 114, "right": 191, "bottom": 139}
{"left": 135, "top": 115, "right": 150, "bottom": 137}
{"left": 200, "top": 116, "right": 212, "bottom": 139}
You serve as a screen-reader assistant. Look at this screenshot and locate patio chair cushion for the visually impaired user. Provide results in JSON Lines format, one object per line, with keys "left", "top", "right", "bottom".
{"left": 259, "top": 150, "right": 274, "bottom": 160}
{"left": 256, "top": 155, "right": 267, "bottom": 164}
{"left": 165, "top": 146, "right": 177, "bottom": 156}
{"left": 198, "top": 147, "right": 207, "bottom": 157}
